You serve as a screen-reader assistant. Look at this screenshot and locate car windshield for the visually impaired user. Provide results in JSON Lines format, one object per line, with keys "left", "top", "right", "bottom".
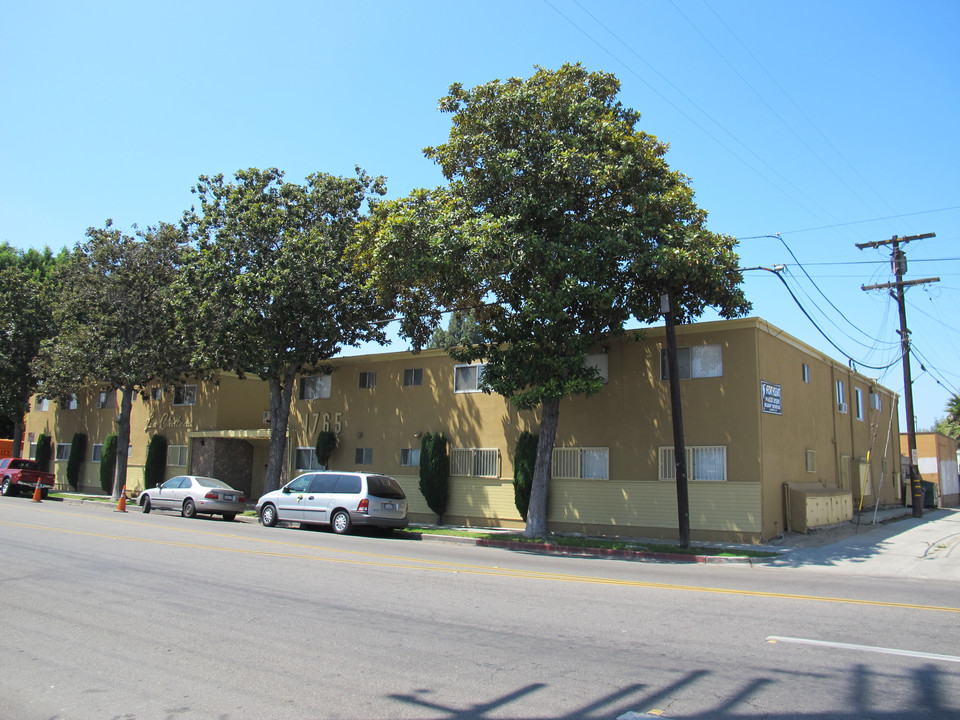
{"left": 194, "top": 477, "right": 232, "bottom": 489}
{"left": 366, "top": 475, "right": 405, "bottom": 500}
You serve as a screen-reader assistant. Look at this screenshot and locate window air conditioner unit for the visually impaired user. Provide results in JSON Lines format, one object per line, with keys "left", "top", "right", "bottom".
{"left": 837, "top": 402, "right": 848, "bottom": 414}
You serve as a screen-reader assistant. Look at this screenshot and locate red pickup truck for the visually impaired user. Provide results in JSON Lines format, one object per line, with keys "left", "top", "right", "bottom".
{"left": 0, "top": 458, "right": 56, "bottom": 498}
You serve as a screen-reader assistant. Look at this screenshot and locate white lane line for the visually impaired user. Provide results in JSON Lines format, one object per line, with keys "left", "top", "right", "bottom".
{"left": 767, "top": 636, "right": 960, "bottom": 664}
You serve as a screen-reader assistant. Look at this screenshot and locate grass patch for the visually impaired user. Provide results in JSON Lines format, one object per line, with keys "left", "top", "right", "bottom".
{"left": 400, "top": 527, "right": 778, "bottom": 558}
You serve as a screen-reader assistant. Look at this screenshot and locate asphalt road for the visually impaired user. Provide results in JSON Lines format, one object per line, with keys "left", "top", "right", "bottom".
{"left": 1, "top": 499, "right": 957, "bottom": 720}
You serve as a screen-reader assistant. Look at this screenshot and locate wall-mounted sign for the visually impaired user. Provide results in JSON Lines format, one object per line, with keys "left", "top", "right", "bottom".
{"left": 761, "top": 381, "right": 782, "bottom": 415}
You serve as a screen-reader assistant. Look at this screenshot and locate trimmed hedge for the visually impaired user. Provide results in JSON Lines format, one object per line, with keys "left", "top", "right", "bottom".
{"left": 419, "top": 432, "right": 449, "bottom": 524}
{"left": 513, "top": 431, "right": 538, "bottom": 522}
{"left": 35, "top": 433, "right": 52, "bottom": 472}
{"left": 144, "top": 434, "right": 168, "bottom": 490}
{"left": 66, "top": 433, "right": 86, "bottom": 491}
{"left": 315, "top": 431, "right": 337, "bottom": 469}
{"left": 100, "top": 434, "right": 118, "bottom": 495}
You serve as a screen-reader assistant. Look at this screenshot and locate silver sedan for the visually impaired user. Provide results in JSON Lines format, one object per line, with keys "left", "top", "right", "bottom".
{"left": 139, "top": 475, "right": 246, "bottom": 521}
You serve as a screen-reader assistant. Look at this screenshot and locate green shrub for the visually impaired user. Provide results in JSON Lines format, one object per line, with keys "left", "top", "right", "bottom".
{"left": 35, "top": 433, "right": 52, "bottom": 471}
{"left": 66, "top": 433, "right": 86, "bottom": 491}
{"left": 143, "top": 434, "right": 168, "bottom": 490}
{"left": 315, "top": 431, "right": 338, "bottom": 469}
{"left": 100, "top": 434, "right": 118, "bottom": 495}
{"left": 419, "top": 432, "right": 449, "bottom": 524}
{"left": 513, "top": 431, "right": 538, "bottom": 521}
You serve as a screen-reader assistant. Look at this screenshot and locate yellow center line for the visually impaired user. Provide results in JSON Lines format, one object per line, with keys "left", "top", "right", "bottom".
{"left": 5, "top": 515, "right": 959, "bottom": 614}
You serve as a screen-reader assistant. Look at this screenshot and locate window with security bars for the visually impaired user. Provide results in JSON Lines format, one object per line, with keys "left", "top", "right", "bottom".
{"left": 658, "top": 446, "right": 727, "bottom": 482}
{"left": 167, "top": 445, "right": 188, "bottom": 467}
{"left": 551, "top": 447, "right": 609, "bottom": 480}
{"left": 295, "top": 447, "right": 323, "bottom": 471}
{"left": 450, "top": 448, "right": 499, "bottom": 478}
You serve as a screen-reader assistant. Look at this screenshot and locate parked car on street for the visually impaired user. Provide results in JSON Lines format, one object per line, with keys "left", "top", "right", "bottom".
{"left": 139, "top": 475, "right": 246, "bottom": 521}
{"left": 0, "top": 458, "right": 56, "bottom": 498}
{"left": 257, "top": 471, "right": 408, "bottom": 534}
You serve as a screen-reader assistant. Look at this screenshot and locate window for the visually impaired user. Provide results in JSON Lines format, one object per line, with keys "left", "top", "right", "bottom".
{"left": 403, "top": 368, "right": 423, "bottom": 387}
{"left": 173, "top": 385, "right": 197, "bottom": 406}
{"left": 454, "top": 364, "right": 485, "bottom": 393}
{"left": 295, "top": 447, "right": 323, "bottom": 471}
{"left": 450, "top": 448, "right": 499, "bottom": 478}
{"left": 166, "top": 445, "right": 188, "bottom": 467}
{"left": 355, "top": 447, "right": 373, "bottom": 465}
{"left": 56, "top": 443, "right": 71, "bottom": 461}
{"left": 585, "top": 354, "right": 609, "bottom": 383}
{"left": 400, "top": 448, "right": 420, "bottom": 466}
{"left": 659, "top": 446, "right": 727, "bottom": 482}
{"left": 855, "top": 388, "right": 864, "bottom": 420}
{"left": 802, "top": 363, "right": 810, "bottom": 383}
{"left": 150, "top": 387, "right": 163, "bottom": 401}
{"left": 92, "top": 444, "right": 103, "bottom": 462}
{"left": 552, "top": 447, "right": 609, "bottom": 480}
{"left": 836, "top": 380, "right": 847, "bottom": 413}
{"left": 96, "top": 391, "right": 114, "bottom": 409}
{"left": 660, "top": 345, "right": 722, "bottom": 380}
{"left": 299, "top": 375, "right": 331, "bottom": 400}
{"left": 805, "top": 450, "right": 816, "bottom": 473}
{"left": 869, "top": 392, "right": 882, "bottom": 411}
{"left": 35, "top": 397, "right": 50, "bottom": 411}
{"left": 29, "top": 443, "right": 37, "bottom": 459}
{"left": 65, "top": 394, "right": 78, "bottom": 410}
{"left": 358, "top": 372, "right": 376, "bottom": 389}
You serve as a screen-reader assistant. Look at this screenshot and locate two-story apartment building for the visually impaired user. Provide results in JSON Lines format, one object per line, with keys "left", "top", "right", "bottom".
{"left": 24, "top": 317, "right": 902, "bottom": 542}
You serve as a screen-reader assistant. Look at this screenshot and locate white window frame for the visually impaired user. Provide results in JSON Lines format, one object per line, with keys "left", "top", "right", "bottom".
{"left": 400, "top": 448, "right": 421, "bottom": 467}
{"left": 450, "top": 448, "right": 499, "bottom": 478}
{"left": 294, "top": 447, "right": 323, "bottom": 471}
{"left": 166, "top": 445, "right": 188, "bottom": 467}
{"left": 35, "top": 397, "right": 50, "bottom": 411}
{"left": 855, "top": 387, "right": 864, "bottom": 420}
{"left": 403, "top": 368, "right": 423, "bottom": 387}
{"left": 355, "top": 447, "right": 373, "bottom": 465}
{"left": 299, "top": 375, "right": 331, "bottom": 400}
{"left": 660, "top": 345, "right": 723, "bottom": 380}
{"left": 454, "top": 364, "right": 485, "bottom": 393}
{"left": 805, "top": 450, "right": 816, "bottom": 473}
{"left": 173, "top": 385, "right": 197, "bottom": 406}
{"left": 552, "top": 447, "right": 609, "bottom": 480}
{"left": 358, "top": 372, "right": 377, "bottom": 390}
{"left": 55, "top": 443, "right": 71, "bottom": 462}
{"left": 836, "top": 380, "right": 847, "bottom": 413}
{"left": 658, "top": 445, "right": 727, "bottom": 482}
{"left": 802, "top": 363, "right": 810, "bottom": 384}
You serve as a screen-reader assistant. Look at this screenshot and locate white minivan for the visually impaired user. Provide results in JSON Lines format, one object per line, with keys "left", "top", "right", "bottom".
{"left": 256, "top": 471, "right": 408, "bottom": 534}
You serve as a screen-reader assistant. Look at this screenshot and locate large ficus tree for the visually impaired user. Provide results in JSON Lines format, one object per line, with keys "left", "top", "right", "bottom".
{"left": 33, "top": 221, "right": 193, "bottom": 499}
{"left": 362, "top": 64, "right": 749, "bottom": 537}
{"left": 182, "top": 167, "right": 390, "bottom": 494}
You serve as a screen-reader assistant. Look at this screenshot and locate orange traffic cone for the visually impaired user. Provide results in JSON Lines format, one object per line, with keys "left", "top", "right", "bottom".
{"left": 31, "top": 480, "right": 42, "bottom": 503}
{"left": 115, "top": 489, "right": 127, "bottom": 513}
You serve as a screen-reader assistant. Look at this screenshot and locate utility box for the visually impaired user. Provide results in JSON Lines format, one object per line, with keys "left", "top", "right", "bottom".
{"left": 784, "top": 482, "right": 853, "bottom": 533}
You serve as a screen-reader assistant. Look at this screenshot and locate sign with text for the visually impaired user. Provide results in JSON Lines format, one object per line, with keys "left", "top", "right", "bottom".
{"left": 761, "top": 381, "right": 782, "bottom": 415}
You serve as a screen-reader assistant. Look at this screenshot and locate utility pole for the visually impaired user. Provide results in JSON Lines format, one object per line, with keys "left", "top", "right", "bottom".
{"left": 858, "top": 233, "right": 938, "bottom": 518}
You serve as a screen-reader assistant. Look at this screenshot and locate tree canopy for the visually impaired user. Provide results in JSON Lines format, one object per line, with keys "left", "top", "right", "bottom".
{"left": 362, "top": 64, "right": 749, "bottom": 536}
{"left": 182, "top": 167, "right": 390, "bottom": 493}
{"left": 33, "top": 221, "right": 193, "bottom": 498}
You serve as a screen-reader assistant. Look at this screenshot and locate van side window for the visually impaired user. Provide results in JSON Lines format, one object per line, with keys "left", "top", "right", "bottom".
{"left": 308, "top": 474, "right": 338, "bottom": 494}
{"left": 334, "top": 474, "right": 362, "bottom": 494}
{"left": 288, "top": 475, "right": 313, "bottom": 493}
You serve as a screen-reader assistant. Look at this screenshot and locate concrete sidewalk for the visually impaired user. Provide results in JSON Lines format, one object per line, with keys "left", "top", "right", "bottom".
{"left": 755, "top": 507, "right": 960, "bottom": 580}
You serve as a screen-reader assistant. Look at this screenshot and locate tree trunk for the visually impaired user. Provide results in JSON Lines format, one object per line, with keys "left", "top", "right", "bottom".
{"left": 112, "top": 384, "right": 135, "bottom": 501}
{"left": 263, "top": 367, "right": 296, "bottom": 494}
{"left": 11, "top": 415, "right": 23, "bottom": 458}
{"left": 524, "top": 397, "right": 560, "bottom": 538}
{"left": 663, "top": 294, "right": 691, "bottom": 548}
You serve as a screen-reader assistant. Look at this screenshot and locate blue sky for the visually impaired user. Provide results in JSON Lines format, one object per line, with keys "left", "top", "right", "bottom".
{"left": 2, "top": 1, "right": 958, "bottom": 431}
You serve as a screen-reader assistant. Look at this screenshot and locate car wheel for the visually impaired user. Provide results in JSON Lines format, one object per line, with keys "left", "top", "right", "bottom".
{"left": 221, "top": 513, "right": 236, "bottom": 522}
{"left": 331, "top": 509, "right": 352, "bottom": 535}
{"left": 1, "top": 478, "right": 15, "bottom": 497}
{"left": 260, "top": 504, "right": 278, "bottom": 527}
{"left": 141, "top": 495, "right": 151, "bottom": 513}
{"left": 182, "top": 498, "right": 197, "bottom": 519}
